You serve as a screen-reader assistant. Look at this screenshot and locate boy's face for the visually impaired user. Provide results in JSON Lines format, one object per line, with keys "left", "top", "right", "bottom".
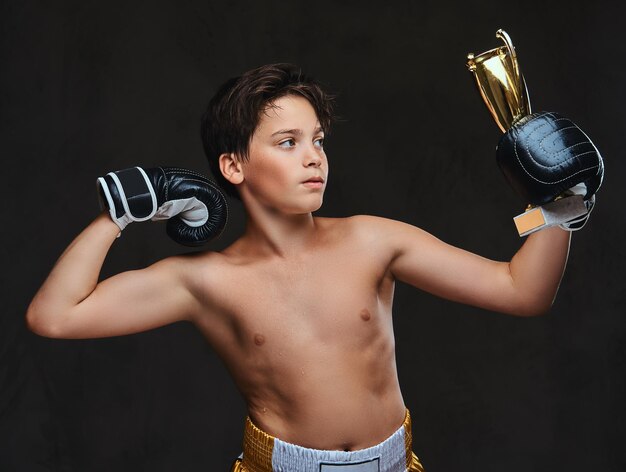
{"left": 240, "top": 94, "right": 328, "bottom": 214}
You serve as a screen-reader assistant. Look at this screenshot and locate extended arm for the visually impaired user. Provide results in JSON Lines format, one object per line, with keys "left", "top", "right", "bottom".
{"left": 380, "top": 110, "right": 602, "bottom": 316}
{"left": 362, "top": 215, "right": 570, "bottom": 316}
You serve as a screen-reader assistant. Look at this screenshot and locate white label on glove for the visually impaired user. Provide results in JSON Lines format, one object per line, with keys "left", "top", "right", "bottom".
{"left": 514, "top": 195, "right": 589, "bottom": 237}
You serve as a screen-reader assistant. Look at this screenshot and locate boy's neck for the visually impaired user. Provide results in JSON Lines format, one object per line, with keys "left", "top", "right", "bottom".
{"left": 240, "top": 209, "right": 320, "bottom": 259}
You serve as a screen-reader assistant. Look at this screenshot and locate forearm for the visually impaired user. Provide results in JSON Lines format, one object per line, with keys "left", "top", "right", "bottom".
{"left": 26, "top": 212, "right": 120, "bottom": 331}
{"left": 508, "top": 226, "right": 572, "bottom": 314}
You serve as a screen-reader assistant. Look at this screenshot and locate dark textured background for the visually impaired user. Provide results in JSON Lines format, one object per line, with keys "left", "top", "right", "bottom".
{"left": 1, "top": 0, "right": 624, "bottom": 471}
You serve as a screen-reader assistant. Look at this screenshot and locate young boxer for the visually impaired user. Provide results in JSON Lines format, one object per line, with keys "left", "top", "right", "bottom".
{"left": 26, "top": 63, "right": 602, "bottom": 472}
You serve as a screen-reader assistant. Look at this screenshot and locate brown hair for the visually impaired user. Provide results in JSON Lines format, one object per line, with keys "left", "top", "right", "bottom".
{"left": 201, "top": 63, "right": 336, "bottom": 199}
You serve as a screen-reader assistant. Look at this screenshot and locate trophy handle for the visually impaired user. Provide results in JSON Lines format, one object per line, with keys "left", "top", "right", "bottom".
{"left": 496, "top": 29, "right": 525, "bottom": 111}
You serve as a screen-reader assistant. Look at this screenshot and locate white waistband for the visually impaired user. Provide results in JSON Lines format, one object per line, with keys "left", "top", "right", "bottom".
{"left": 270, "top": 422, "right": 407, "bottom": 472}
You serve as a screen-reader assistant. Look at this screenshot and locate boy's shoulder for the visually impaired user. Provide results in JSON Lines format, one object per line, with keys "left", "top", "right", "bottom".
{"left": 170, "top": 214, "right": 412, "bottom": 270}
{"left": 163, "top": 214, "right": 423, "bottom": 310}
{"left": 314, "top": 214, "right": 418, "bottom": 259}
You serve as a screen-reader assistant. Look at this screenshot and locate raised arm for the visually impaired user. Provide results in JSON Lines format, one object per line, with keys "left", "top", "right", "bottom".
{"left": 26, "top": 165, "right": 228, "bottom": 339}
{"left": 26, "top": 212, "right": 200, "bottom": 339}
{"left": 359, "top": 215, "right": 570, "bottom": 316}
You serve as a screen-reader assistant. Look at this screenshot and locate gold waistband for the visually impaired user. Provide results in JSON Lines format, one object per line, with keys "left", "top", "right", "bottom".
{"left": 230, "top": 409, "right": 425, "bottom": 472}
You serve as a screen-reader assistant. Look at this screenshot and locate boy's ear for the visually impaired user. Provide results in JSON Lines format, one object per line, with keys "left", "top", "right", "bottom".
{"left": 219, "top": 153, "right": 244, "bottom": 185}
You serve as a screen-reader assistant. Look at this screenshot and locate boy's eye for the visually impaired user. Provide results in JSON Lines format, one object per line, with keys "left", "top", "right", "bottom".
{"left": 279, "top": 139, "right": 296, "bottom": 148}
{"left": 314, "top": 137, "right": 324, "bottom": 148}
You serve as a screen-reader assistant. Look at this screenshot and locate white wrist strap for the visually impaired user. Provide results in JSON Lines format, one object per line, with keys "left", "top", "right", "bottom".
{"left": 513, "top": 195, "right": 590, "bottom": 237}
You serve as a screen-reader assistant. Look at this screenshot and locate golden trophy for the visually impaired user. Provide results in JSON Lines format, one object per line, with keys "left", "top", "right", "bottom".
{"left": 467, "top": 29, "right": 531, "bottom": 134}
{"left": 467, "top": 29, "right": 596, "bottom": 236}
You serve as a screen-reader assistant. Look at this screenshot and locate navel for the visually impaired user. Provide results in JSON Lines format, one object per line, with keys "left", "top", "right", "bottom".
{"left": 254, "top": 334, "right": 266, "bottom": 346}
{"left": 359, "top": 308, "right": 371, "bottom": 321}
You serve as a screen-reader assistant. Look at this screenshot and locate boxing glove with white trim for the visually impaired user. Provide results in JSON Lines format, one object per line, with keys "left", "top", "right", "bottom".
{"left": 496, "top": 111, "right": 604, "bottom": 232}
{"left": 97, "top": 166, "right": 228, "bottom": 246}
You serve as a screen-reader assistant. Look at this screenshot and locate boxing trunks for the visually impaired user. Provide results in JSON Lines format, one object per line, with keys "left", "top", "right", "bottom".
{"left": 230, "top": 409, "right": 424, "bottom": 472}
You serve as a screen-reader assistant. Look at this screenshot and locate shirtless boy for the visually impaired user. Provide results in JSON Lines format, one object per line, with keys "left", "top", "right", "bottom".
{"left": 26, "top": 63, "right": 603, "bottom": 471}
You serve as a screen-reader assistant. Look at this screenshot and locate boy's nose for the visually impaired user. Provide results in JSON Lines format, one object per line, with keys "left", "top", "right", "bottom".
{"left": 304, "top": 148, "right": 322, "bottom": 167}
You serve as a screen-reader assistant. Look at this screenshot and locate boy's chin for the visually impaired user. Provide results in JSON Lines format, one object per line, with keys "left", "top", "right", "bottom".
{"left": 289, "top": 203, "right": 324, "bottom": 215}
{"left": 283, "top": 196, "right": 324, "bottom": 215}
{"left": 242, "top": 188, "right": 324, "bottom": 213}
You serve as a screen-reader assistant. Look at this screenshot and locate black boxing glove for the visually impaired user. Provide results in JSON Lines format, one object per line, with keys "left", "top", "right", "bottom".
{"left": 97, "top": 166, "right": 228, "bottom": 246}
{"left": 496, "top": 111, "right": 604, "bottom": 233}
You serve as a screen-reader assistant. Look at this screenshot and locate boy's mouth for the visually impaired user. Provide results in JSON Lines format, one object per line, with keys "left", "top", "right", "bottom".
{"left": 302, "top": 176, "right": 324, "bottom": 189}
{"left": 303, "top": 176, "right": 324, "bottom": 183}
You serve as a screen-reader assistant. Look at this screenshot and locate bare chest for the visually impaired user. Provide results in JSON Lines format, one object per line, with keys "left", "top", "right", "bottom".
{"left": 201, "top": 243, "right": 395, "bottom": 358}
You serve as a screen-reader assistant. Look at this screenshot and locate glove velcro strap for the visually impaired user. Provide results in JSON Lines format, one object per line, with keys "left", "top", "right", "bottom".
{"left": 107, "top": 167, "right": 158, "bottom": 221}
{"left": 513, "top": 195, "right": 589, "bottom": 237}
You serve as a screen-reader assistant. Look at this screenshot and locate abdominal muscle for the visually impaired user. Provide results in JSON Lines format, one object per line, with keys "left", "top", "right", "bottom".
{"left": 240, "top": 336, "right": 407, "bottom": 451}
{"left": 210, "top": 291, "right": 407, "bottom": 451}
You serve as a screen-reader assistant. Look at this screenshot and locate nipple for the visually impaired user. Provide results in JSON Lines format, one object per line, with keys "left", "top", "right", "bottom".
{"left": 254, "top": 334, "right": 265, "bottom": 346}
{"left": 359, "top": 308, "right": 371, "bottom": 321}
